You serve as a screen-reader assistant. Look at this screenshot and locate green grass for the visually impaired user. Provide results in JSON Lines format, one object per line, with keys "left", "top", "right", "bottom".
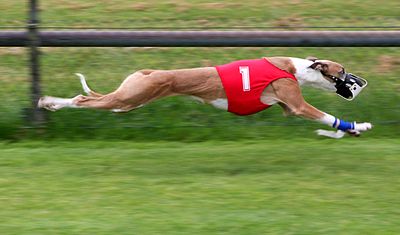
{"left": 1, "top": 0, "right": 399, "bottom": 28}
{"left": 0, "top": 139, "right": 399, "bottom": 234}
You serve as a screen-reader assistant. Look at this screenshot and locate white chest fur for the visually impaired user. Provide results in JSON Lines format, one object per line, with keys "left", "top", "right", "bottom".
{"left": 210, "top": 98, "right": 228, "bottom": 110}
{"left": 192, "top": 96, "right": 228, "bottom": 111}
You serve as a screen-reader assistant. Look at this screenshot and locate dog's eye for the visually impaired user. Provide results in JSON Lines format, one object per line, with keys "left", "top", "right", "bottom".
{"left": 339, "top": 69, "right": 346, "bottom": 79}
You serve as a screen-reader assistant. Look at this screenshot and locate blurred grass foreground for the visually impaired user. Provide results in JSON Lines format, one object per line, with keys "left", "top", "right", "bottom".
{"left": 0, "top": 139, "right": 399, "bottom": 234}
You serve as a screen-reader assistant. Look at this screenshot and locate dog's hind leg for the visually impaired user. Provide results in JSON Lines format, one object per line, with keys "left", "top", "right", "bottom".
{"left": 38, "top": 93, "right": 134, "bottom": 112}
{"left": 37, "top": 74, "right": 105, "bottom": 111}
{"left": 39, "top": 70, "right": 175, "bottom": 112}
{"left": 71, "top": 70, "right": 175, "bottom": 112}
{"left": 37, "top": 93, "right": 132, "bottom": 112}
{"left": 38, "top": 95, "right": 80, "bottom": 111}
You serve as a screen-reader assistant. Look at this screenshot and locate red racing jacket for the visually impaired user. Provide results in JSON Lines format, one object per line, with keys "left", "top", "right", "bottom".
{"left": 215, "top": 58, "right": 297, "bottom": 116}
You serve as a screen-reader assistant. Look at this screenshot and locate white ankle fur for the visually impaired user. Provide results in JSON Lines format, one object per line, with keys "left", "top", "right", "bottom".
{"left": 318, "top": 113, "right": 336, "bottom": 126}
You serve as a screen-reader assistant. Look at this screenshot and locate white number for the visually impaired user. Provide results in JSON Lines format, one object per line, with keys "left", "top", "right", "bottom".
{"left": 239, "top": 66, "right": 250, "bottom": 91}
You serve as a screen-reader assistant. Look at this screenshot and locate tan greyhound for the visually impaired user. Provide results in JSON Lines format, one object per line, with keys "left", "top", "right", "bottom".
{"left": 38, "top": 56, "right": 372, "bottom": 138}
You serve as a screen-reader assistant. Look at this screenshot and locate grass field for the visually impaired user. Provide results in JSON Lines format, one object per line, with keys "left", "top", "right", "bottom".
{"left": 0, "top": 139, "right": 399, "bottom": 234}
{"left": 1, "top": 0, "right": 399, "bottom": 28}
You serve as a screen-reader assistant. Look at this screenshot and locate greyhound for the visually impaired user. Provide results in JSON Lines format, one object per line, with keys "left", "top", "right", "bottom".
{"left": 38, "top": 56, "right": 372, "bottom": 138}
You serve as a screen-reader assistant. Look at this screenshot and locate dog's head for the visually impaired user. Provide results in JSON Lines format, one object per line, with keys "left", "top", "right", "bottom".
{"left": 306, "top": 56, "right": 368, "bottom": 100}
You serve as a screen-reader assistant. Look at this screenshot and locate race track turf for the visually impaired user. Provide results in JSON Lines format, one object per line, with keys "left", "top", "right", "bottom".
{"left": 0, "top": 139, "right": 399, "bottom": 234}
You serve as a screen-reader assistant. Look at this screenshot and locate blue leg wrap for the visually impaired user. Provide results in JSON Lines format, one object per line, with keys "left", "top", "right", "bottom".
{"left": 332, "top": 118, "right": 355, "bottom": 131}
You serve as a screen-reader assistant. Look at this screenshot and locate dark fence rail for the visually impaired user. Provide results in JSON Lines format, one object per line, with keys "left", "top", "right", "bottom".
{"left": 1, "top": 30, "right": 400, "bottom": 47}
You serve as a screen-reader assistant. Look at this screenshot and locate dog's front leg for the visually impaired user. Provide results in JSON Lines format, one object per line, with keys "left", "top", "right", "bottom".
{"left": 278, "top": 103, "right": 295, "bottom": 117}
{"left": 272, "top": 79, "right": 372, "bottom": 137}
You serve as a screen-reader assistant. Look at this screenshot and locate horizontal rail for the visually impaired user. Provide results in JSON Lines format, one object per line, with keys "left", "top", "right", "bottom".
{"left": 1, "top": 30, "right": 400, "bottom": 47}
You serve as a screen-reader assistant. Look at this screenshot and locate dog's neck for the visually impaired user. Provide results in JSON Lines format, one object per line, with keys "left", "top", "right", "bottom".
{"left": 289, "top": 57, "right": 335, "bottom": 91}
{"left": 266, "top": 57, "right": 336, "bottom": 92}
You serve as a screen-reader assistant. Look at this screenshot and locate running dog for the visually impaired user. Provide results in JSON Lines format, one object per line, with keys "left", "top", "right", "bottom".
{"left": 38, "top": 57, "right": 372, "bottom": 138}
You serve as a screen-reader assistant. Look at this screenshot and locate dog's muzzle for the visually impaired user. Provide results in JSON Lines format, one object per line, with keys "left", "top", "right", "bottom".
{"left": 335, "top": 73, "right": 368, "bottom": 100}
{"left": 322, "top": 72, "right": 368, "bottom": 101}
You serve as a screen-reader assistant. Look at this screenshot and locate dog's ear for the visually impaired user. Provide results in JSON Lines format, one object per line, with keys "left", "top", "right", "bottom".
{"left": 306, "top": 56, "right": 318, "bottom": 62}
{"left": 309, "top": 61, "right": 328, "bottom": 72}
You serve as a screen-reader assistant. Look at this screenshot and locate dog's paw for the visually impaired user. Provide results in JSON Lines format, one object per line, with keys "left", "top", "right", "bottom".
{"left": 37, "top": 96, "right": 59, "bottom": 111}
{"left": 37, "top": 96, "right": 49, "bottom": 109}
{"left": 354, "top": 122, "right": 373, "bottom": 132}
{"left": 316, "top": 129, "right": 345, "bottom": 139}
{"left": 346, "top": 129, "right": 361, "bottom": 137}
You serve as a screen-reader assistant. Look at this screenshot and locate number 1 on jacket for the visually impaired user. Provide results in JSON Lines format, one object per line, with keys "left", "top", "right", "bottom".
{"left": 239, "top": 66, "right": 250, "bottom": 92}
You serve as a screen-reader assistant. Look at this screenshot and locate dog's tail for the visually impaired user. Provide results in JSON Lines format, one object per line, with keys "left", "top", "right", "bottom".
{"left": 75, "top": 73, "right": 103, "bottom": 97}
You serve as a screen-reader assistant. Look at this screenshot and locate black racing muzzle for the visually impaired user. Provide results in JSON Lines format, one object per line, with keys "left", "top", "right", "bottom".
{"left": 322, "top": 72, "right": 368, "bottom": 101}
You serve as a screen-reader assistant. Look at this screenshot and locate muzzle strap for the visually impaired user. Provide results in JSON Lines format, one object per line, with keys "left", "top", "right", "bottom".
{"left": 321, "top": 72, "right": 368, "bottom": 101}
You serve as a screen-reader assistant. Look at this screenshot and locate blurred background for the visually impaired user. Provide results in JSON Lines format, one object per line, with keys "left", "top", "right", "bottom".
{"left": 0, "top": 1, "right": 399, "bottom": 234}
{"left": 0, "top": 0, "right": 399, "bottom": 140}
